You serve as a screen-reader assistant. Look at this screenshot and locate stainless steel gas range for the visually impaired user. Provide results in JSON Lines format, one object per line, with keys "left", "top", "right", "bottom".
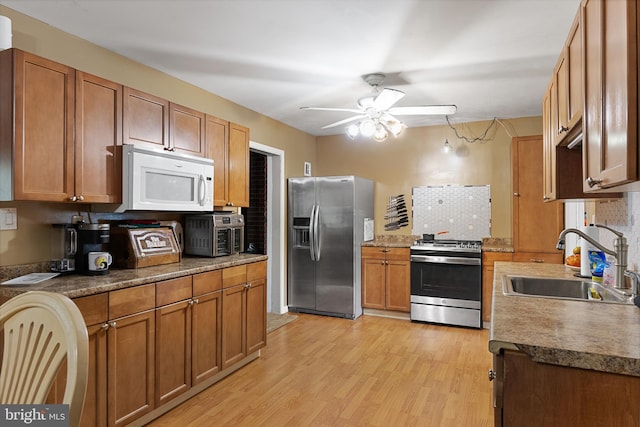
{"left": 410, "top": 238, "right": 482, "bottom": 328}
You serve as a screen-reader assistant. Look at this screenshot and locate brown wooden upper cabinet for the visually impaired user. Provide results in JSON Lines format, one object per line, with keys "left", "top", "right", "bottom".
{"left": 123, "top": 87, "right": 206, "bottom": 157}
{"left": 552, "top": 12, "right": 582, "bottom": 147}
{"left": 541, "top": 2, "right": 622, "bottom": 201}
{"left": 207, "top": 117, "right": 250, "bottom": 208}
{"left": 0, "top": 49, "right": 122, "bottom": 203}
{"left": 582, "top": 0, "right": 639, "bottom": 191}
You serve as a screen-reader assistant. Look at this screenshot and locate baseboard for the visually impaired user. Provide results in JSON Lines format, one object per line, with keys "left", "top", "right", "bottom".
{"left": 363, "top": 308, "right": 410, "bottom": 320}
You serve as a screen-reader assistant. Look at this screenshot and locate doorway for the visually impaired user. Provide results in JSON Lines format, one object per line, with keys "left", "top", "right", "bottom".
{"left": 246, "top": 141, "right": 286, "bottom": 314}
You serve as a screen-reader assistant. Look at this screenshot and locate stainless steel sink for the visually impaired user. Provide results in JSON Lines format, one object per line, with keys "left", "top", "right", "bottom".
{"left": 503, "top": 276, "right": 632, "bottom": 304}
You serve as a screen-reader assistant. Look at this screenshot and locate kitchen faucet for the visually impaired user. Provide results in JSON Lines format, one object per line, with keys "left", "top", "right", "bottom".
{"left": 556, "top": 224, "right": 628, "bottom": 291}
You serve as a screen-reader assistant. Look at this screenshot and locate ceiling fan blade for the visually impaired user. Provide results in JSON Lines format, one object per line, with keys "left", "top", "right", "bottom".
{"left": 387, "top": 105, "right": 457, "bottom": 116}
{"left": 300, "top": 106, "right": 363, "bottom": 114}
{"left": 372, "top": 88, "right": 405, "bottom": 110}
{"left": 321, "top": 114, "right": 367, "bottom": 129}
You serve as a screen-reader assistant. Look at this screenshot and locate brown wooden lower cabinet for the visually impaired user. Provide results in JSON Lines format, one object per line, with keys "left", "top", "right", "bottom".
{"left": 44, "top": 261, "right": 264, "bottom": 426}
{"left": 494, "top": 350, "right": 640, "bottom": 427}
{"left": 191, "top": 290, "right": 222, "bottom": 385}
{"left": 108, "top": 309, "right": 155, "bottom": 427}
{"left": 481, "top": 252, "right": 513, "bottom": 324}
{"left": 361, "top": 247, "right": 410, "bottom": 312}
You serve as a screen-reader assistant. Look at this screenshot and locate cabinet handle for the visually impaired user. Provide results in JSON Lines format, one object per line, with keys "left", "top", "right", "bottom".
{"left": 193, "top": 298, "right": 199, "bottom": 304}
{"left": 109, "top": 321, "right": 117, "bottom": 328}
{"left": 586, "top": 176, "right": 603, "bottom": 188}
{"left": 558, "top": 126, "right": 569, "bottom": 133}
{"left": 77, "top": 195, "right": 84, "bottom": 201}
{"left": 513, "top": 192, "right": 520, "bottom": 197}
{"left": 488, "top": 369, "right": 496, "bottom": 381}
{"left": 543, "top": 196, "right": 550, "bottom": 201}
{"left": 101, "top": 323, "right": 109, "bottom": 331}
{"left": 381, "top": 261, "right": 385, "bottom": 265}
{"left": 227, "top": 202, "right": 234, "bottom": 207}
{"left": 69, "top": 195, "right": 77, "bottom": 202}
{"left": 530, "top": 259, "right": 544, "bottom": 263}
{"left": 164, "top": 147, "right": 176, "bottom": 152}
{"left": 381, "top": 249, "right": 390, "bottom": 253}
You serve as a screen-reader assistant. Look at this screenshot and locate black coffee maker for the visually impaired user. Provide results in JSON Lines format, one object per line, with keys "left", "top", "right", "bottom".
{"left": 75, "top": 223, "right": 111, "bottom": 275}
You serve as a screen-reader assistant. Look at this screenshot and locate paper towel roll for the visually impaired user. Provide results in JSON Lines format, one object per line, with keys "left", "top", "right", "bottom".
{"left": 580, "top": 225, "right": 599, "bottom": 277}
{"left": 0, "top": 16, "right": 12, "bottom": 51}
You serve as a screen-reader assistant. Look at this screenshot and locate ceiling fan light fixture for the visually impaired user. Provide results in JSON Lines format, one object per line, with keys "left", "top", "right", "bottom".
{"left": 385, "top": 120, "right": 405, "bottom": 137}
{"left": 373, "top": 125, "right": 388, "bottom": 142}
{"left": 359, "top": 119, "right": 377, "bottom": 137}
{"left": 345, "top": 123, "right": 359, "bottom": 139}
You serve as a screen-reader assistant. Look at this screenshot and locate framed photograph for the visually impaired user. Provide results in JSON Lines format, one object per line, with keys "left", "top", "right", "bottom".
{"left": 304, "top": 161, "right": 311, "bottom": 177}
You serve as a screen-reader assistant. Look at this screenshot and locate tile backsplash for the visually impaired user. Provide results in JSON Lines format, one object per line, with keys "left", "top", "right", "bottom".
{"left": 596, "top": 194, "right": 638, "bottom": 270}
{"left": 411, "top": 185, "right": 491, "bottom": 241}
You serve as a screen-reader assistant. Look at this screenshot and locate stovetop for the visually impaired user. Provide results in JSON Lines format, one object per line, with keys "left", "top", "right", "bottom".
{"left": 410, "top": 239, "right": 482, "bottom": 253}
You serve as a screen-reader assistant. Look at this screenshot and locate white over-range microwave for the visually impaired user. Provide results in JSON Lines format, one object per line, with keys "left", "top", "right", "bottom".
{"left": 120, "top": 144, "right": 214, "bottom": 211}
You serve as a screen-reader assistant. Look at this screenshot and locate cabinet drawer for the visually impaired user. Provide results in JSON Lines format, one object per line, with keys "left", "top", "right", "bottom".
{"left": 362, "top": 246, "right": 387, "bottom": 260}
{"left": 193, "top": 270, "right": 222, "bottom": 296}
{"left": 222, "top": 265, "right": 247, "bottom": 288}
{"left": 156, "top": 276, "right": 192, "bottom": 307}
{"left": 74, "top": 293, "right": 108, "bottom": 325}
{"left": 512, "top": 252, "right": 564, "bottom": 264}
{"left": 385, "top": 247, "right": 410, "bottom": 261}
{"left": 247, "top": 261, "right": 267, "bottom": 282}
{"left": 109, "top": 283, "right": 155, "bottom": 319}
{"left": 482, "top": 252, "right": 514, "bottom": 268}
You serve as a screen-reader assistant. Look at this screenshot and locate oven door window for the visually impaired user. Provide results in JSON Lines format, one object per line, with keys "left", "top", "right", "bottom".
{"left": 411, "top": 259, "right": 481, "bottom": 301}
{"left": 216, "top": 229, "right": 231, "bottom": 256}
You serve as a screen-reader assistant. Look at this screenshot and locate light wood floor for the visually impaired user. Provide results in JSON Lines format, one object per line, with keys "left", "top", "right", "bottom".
{"left": 148, "top": 313, "right": 494, "bottom": 426}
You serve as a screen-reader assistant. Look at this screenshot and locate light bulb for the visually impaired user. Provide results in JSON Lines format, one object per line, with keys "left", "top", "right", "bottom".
{"left": 443, "top": 139, "right": 452, "bottom": 153}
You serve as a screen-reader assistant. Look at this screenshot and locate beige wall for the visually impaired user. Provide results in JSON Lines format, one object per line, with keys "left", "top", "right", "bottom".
{"left": 316, "top": 117, "right": 542, "bottom": 238}
{"left": 0, "top": 5, "right": 543, "bottom": 267}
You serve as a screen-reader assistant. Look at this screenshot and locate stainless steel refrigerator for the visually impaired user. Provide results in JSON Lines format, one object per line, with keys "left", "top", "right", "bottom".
{"left": 288, "top": 176, "right": 374, "bottom": 319}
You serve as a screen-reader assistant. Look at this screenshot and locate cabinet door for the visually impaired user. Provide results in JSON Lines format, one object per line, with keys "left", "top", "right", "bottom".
{"left": 123, "top": 87, "right": 169, "bottom": 150}
{"left": 155, "top": 300, "right": 191, "bottom": 407}
{"left": 362, "top": 256, "right": 386, "bottom": 310}
{"left": 566, "top": 14, "right": 582, "bottom": 132}
{"left": 80, "top": 323, "right": 108, "bottom": 427}
{"left": 542, "top": 84, "right": 557, "bottom": 202}
{"left": 12, "top": 50, "right": 75, "bottom": 201}
{"left": 553, "top": 54, "right": 568, "bottom": 145}
{"left": 512, "top": 136, "right": 564, "bottom": 255}
{"left": 385, "top": 259, "right": 410, "bottom": 312}
{"left": 221, "top": 284, "right": 246, "bottom": 369}
{"left": 228, "top": 123, "right": 250, "bottom": 207}
{"left": 75, "top": 71, "right": 122, "bottom": 203}
{"left": 481, "top": 253, "right": 513, "bottom": 324}
{"left": 205, "top": 115, "right": 229, "bottom": 207}
{"left": 582, "top": 0, "right": 638, "bottom": 190}
{"left": 170, "top": 102, "right": 205, "bottom": 156}
{"left": 108, "top": 310, "right": 155, "bottom": 427}
{"left": 191, "top": 291, "right": 222, "bottom": 385}
{"left": 246, "top": 278, "right": 266, "bottom": 354}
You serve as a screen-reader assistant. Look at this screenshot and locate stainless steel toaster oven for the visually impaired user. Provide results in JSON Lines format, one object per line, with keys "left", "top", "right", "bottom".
{"left": 184, "top": 213, "right": 244, "bottom": 257}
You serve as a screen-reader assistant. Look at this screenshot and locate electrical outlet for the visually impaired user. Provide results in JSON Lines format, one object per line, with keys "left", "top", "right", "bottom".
{"left": 0, "top": 208, "right": 17, "bottom": 230}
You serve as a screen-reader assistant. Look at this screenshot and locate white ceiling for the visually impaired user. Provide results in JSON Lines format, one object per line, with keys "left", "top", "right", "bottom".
{"left": 1, "top": 0, "right": 581, "bottom": 136}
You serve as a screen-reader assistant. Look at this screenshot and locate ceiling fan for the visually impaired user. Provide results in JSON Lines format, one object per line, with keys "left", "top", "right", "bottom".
{"left": 301, "top": 73, "right": 457, "bottom": 141}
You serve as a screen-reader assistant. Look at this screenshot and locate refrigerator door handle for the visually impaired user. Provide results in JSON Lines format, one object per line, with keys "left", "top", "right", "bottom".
{"left": 309, "top": 204, "right": 317, "bottom": 261}
{"left": 314, "top": 205, "right": 322, "bottom": 261}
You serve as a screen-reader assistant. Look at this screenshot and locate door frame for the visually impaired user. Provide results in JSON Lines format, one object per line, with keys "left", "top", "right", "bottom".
{"left": 249, "top": 141, "right": 287, "bottom": 314}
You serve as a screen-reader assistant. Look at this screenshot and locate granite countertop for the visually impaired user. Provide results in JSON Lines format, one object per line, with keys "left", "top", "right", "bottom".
{"left": 362, "top": 235, "right": 418, "bottom": 247}
{"left": 0, "top": 254, "right": 267, "bottom": 299}
{"left": 489, "top": 261, "right": 640, "bottom": 377}
{"left": 481, "top": 237, "right": 514, "bottom": 253}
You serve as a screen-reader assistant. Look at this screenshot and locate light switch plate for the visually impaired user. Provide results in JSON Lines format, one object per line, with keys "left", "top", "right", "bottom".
{"left": 0, "top": 208, "right": 17, "bottom": 230}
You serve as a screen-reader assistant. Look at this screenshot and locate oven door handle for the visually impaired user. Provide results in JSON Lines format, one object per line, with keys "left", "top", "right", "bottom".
{"left": 410, "top": 255, "right": 481, "bottom": 266}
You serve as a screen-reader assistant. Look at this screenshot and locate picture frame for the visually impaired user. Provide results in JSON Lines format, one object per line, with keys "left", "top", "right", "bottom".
{"left": 304, "top": 161, "right": 311, "bottom": 177}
